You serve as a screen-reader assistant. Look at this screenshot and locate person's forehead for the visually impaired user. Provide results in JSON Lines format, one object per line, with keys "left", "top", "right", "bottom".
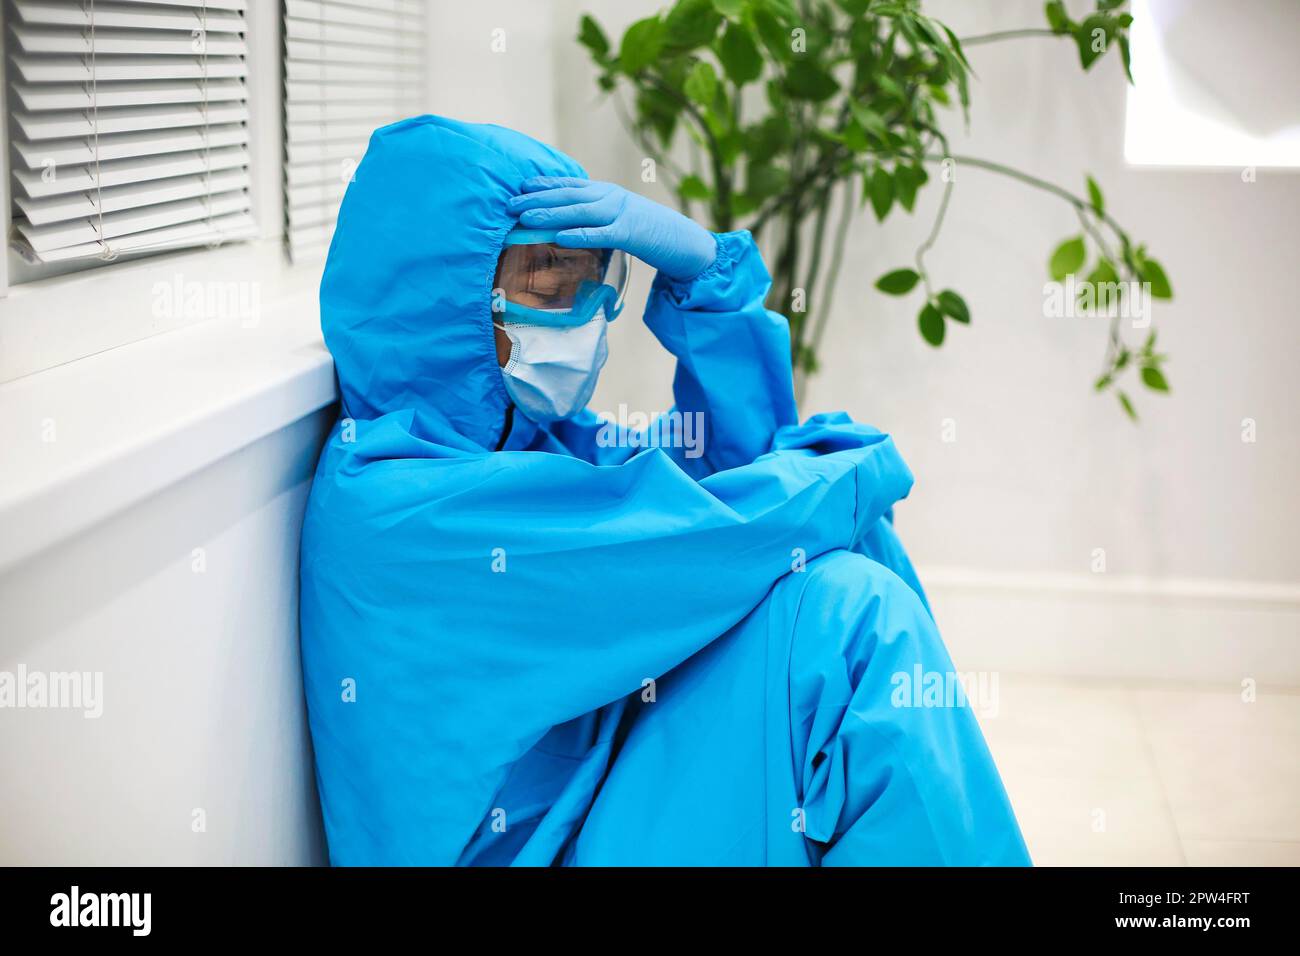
{"left": 520, "top": 244, "right": 600, "bottom": 262}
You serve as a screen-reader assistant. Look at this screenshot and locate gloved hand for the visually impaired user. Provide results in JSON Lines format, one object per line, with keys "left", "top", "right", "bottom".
{"left": 508, "top": 178, "right": 718, "bottom": 282}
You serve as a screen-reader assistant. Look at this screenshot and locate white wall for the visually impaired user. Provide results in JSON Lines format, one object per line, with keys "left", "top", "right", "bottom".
{"left": 425, "top": 0, "right": 559, "bottom": 145}
{"left": 555, "top": 0, "right": 1300, "bottom": 589}
{"left": 0, "top": 409, "right": 332, "bottom": 864}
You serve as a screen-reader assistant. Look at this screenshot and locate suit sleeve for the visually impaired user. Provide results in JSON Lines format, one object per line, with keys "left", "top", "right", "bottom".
{"left": 550, "top": 230, "right": 798, "bottom": 476}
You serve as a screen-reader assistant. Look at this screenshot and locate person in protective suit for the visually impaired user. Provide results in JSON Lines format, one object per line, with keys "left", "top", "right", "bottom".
{"left": 300, "top": 115, "right": 1030, "bottom": 866}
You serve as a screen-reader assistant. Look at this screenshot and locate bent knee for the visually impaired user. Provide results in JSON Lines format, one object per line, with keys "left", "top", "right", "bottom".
{"left": 778, "top": 549, "right": 945, "bottom": 675}
{"left": 785, "top": 550, "right": 923, "bottom": 620}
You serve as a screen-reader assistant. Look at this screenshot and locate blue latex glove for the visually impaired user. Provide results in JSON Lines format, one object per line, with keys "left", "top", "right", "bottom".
{"left": 508, "top": 178, "right": 718, "bottom": 281}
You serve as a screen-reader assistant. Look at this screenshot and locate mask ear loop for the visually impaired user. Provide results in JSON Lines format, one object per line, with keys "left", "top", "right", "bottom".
{"left": 491, "top": 321, "right": 521, "bottom": 374}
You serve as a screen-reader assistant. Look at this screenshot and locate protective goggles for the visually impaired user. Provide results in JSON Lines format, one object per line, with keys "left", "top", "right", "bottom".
{"left": 494, "top": 228, "right": 630, "bottom": 327}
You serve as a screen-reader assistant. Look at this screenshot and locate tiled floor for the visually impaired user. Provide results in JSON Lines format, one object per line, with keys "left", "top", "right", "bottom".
{"left": 975, "top": 675, "right": 1300, "bottom": 866}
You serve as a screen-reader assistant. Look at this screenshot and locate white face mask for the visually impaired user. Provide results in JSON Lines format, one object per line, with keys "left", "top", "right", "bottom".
{"left": 494, "top": 310, "right": 609, "bottom": 423}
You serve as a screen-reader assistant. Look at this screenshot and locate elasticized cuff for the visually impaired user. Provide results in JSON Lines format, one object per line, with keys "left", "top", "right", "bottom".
{"left": 651, "top": 229, "right": 754, "bottom": 302}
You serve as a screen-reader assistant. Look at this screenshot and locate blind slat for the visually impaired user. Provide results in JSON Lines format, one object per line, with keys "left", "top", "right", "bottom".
{"left": 14, "top": 101, "right": 249, "bottom": 140}
{"left": 20, "top": 211, "right": 257, "bottom": 264}
{"left": 16, "top": 190, "right": 251, "bottom": 254}
{"left": 286, "top": 0, "right": 425, "bottom": 33}
{"left": 13, "top": 77, "right": 246, "bottom": 111}
{"left": 16, "top": 167, "right": 250, "bottom": 226}
{"left": 13, "top": 0, "right": 245, "bottom": 34}
{"left": 12, "top": 26, "right": 248, "bottom": 58}
{"left": 13, "top": 124, "right": 249, "bottom": 169}
{"left": 14, "top": 145, "right": 251, "bottom": 198}
{"left": 11, "top": 53, "right": 247, "bottom": 82}
{"left": 282, "top": 0, "right": 427, "bottom": 262}
{"left": 6, "top": 0, "right": 254, "bottom": 264}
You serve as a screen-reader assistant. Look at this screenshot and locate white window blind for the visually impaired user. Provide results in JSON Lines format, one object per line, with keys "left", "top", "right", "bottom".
{"left": 281, "top": 0, "right": 426, "bottom": 262}
{"left": 6, "top": 0, "right": 256, "bottom": 265}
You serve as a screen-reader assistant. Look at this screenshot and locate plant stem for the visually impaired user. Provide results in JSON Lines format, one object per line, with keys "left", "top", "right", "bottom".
{"left": 915, "top": 171, "right": 954, "bottom": 300}
{"left": 1074, "top": 205, "right": 1118, "bottom": 272}
{"left": 641, "top": 74, "right": 736, "bottom": 231}
{"left": 802, "top": 178, "right": 857, "bottom": 402}
{"left": 791, "top": 184, "right": 833, "bottom": 371}
{"left": 928, "top": 153, "right": 1132, "bottom": 245}
{"left": 611, "top": 91, "right": 687, "bottom": 198}
{"left": 751, "top": 144, "right": 849, "bottom": 234}
{"left": 929, "top": 154, "right": 1143, "bottom": 389}
{"left": 958, "top": 28, "right": 1062, "bottom": 46}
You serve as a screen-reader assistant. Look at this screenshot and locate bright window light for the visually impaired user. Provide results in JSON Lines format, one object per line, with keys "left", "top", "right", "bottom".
{"left": 1124, "top": 0, "right": 1300, "bottom": 168}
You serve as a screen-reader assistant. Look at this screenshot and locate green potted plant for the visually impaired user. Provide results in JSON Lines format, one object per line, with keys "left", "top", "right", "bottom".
{"left": 577, "top": 0, "right": 1172, "bottom": 416}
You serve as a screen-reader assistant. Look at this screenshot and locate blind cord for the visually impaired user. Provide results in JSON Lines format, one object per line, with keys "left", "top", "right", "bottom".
{"left": 199, "top": 0, "right": 213, "bottom": 243}
{"left": 87, "top": 0, "right": 115, "bottom": 261}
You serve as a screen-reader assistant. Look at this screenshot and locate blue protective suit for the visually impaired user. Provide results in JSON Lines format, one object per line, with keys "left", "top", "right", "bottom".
{"left": 301, "top": 115, "right": 1030, "bottom": 866}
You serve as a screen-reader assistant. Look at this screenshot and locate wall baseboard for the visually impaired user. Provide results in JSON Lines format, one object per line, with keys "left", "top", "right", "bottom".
{"left": 920, "top": 567, "right": 1300, "bottom": 686}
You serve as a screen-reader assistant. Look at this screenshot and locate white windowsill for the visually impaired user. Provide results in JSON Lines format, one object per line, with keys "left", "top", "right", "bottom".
{"left": 0, "top": 243, "right": 338, "bottom": 571}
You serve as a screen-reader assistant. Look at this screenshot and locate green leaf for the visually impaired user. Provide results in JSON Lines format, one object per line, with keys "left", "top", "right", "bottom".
{"left": 716, "top": 22, "right": 763, "bottom": 84}
{"left": 784, "top": 60, "right": 839, "bottom": 101}
{"left": 893, "top": 164, "right": 926, "bottom": 212}
{"left": 868, "top": 166, "right": 894, "bottom": 221}
{"left": 1117, "top": 34, "right": 1134, "bottom": 83}
{"left": 635, "top": 86, "right": 680, "bottom": 145}
{"left": 1086, "top": 258, "right": 1119, "bottom": 286}
{"left": 619, "top": 16, "right": 665, "bottom": 74}
{"left": 1045, "top": 0, "right": 1071, "bottom": 34}
{"left": 918, "top": 302, "right": 945, "bottom": 347}
{"left": 849, "top": 103, "right": 888, "bottom": 140}
{"left": 744, "top": 162, "right": 787, "bottom": 200}
{"left": 1080, "top": 258, "right": 1119, "bottom": 305}
{"left": 684, "top": 60, "right": 719, "bottom": 107}
{"left": 875, "top": 268, "right": 920, "bottom": 295}
{"left": 936, "top": 289, "right": 970, "bottom": 324}
{"left": 711, "top": 0, "right": 746, "bottom": 18}
{"left": 752, "top": 6, "right": 793, "bottom": 61}
{"left": 912, "top": 16, "right": 947, "bottom": 52}
{"left": 578, "top": 15, "right": 611, "bottom": 60}
{"left": 1074, "top": 14, "right": 1113, "bottom": 70}
{"left": 1117, "top": 390, "right": 1137, "bottom": 421}
{"left": 664, "top": 0, "right": 723, "bottom": 52}
{"left": 1086, "top": 175, "right": 1105, "bottom": 215}
{"left": 1141, "top": 365, "right": 1170, "bottom": 393}
{"left": 678, "top": 174, "right": 712, "bottom": 201}
{"left": 1094, "top": 373, "right": 1112, "bottom": 392}
{"left": 1049, "top": 235, "right": 1087, "bottom": 281}
{"left": 743, "top": 115, "right": 790, "bottom": 163}
{"left": 1137, "top": 254, "right": 1173, "bottom": 299}
{"left": 940, "top": 23, "right": 972, "bottom": 71}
